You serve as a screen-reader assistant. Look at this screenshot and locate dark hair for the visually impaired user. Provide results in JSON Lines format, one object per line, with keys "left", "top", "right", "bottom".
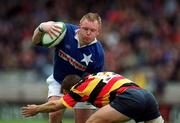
{"left": 61, "top": 75, "right": 82, "bottom": 93}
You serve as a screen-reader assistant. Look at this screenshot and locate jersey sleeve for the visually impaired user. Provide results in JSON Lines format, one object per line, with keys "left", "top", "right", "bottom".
{"left": 60, "top": 94, "right": 78, "bottom": 109}
{"left": 60, "top": 78, "right": 93, "bottom": 109}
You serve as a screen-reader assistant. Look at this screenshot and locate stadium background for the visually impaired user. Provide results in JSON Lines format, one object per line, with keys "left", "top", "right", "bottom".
{"left": 0, "top": 0, "right": 179, "bottom": 123}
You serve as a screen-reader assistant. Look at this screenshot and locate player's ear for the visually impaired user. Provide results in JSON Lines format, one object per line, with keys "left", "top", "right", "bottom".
{"left": 79, "top": 23, "right": 82, "bottom": 28}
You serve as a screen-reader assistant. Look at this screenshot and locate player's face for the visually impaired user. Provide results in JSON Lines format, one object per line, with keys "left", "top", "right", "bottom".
{"left": 78, "top": 19, "right": 100, "bottom": 44}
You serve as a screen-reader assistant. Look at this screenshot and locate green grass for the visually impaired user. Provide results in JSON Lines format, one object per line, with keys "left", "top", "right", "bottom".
{"left": 0, "top": 120, "right": 47, "bottom": 123}
{"left": 0, "top": 119, "right": 74, "bottom": 123}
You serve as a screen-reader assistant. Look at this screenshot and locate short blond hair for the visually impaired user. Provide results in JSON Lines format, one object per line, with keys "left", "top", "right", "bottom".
{"left": 80, "top": 12, "right": 102, "bottom": 26}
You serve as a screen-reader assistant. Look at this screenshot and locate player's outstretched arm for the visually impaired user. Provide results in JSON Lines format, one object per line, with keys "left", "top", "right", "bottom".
{"left": 21, "top": 100, "right": 66, "bottom": 117}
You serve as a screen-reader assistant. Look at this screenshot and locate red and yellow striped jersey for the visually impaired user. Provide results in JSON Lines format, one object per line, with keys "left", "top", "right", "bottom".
{"left": 60, "top": 72, "right": 141, "bottom": 109}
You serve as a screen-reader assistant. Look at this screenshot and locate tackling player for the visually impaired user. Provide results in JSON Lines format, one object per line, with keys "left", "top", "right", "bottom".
{"left": 32, "top": 13, "right": 104, "bottom": 123}
{"left": 22, "top": 72, "right": 164, "bottom": 123}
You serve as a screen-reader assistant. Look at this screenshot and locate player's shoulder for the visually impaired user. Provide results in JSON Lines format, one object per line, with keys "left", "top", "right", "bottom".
{"left": 96, "top": 41, "right": 104, "bottom": 50}
{"left": 65, "top": 23, "right": 79, "bottom": 31}
{"left": 93, "top": 41, "right": 105, "bottom": 56}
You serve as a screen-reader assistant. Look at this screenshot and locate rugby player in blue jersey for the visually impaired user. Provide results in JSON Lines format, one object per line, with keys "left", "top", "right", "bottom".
{"left": 32, "top": 13, "right": 104, "bottom": 123}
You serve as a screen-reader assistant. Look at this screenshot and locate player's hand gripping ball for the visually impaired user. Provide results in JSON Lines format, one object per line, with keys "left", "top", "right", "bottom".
{"left": 41, "top": 22, "right": 66, "bottom": 48}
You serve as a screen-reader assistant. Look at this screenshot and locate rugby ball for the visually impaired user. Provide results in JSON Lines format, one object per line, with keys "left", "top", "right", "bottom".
{"left": 41, "top": 22, "right": 67, "bottom": 48}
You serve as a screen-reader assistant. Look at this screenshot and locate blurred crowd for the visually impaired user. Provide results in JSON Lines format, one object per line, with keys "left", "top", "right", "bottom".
{"left": 0, "top": 0, "right": 179, "bottom": 95}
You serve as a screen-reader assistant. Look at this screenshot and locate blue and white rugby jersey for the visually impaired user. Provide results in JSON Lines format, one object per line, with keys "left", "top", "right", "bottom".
{"left": 53, "top": 23, "right": 104, "bottom": 83}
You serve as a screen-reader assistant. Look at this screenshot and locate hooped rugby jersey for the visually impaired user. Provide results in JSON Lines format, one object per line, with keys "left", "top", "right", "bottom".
{"left": 53, "top": 23, "right": 104, "bottom": 83}
{"left": 60, "top": 72, "right": 142, "bottom": 109}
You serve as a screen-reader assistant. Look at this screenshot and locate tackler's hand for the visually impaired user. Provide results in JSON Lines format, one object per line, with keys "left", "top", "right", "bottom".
{"left": 21, "top": 104, "right": 38, "bottom": 117}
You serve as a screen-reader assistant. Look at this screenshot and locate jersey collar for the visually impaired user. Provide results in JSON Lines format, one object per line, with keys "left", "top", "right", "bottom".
{"left": 74, "top": 29, "right": 97, "bottom": 48}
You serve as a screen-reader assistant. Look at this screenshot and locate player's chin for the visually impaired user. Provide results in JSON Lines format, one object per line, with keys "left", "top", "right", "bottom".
{"left": 84, "top": 38, "right": 94, "bottom": 44}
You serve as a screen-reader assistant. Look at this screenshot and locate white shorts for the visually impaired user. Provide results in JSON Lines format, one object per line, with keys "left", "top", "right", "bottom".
{"left": 46, "top": 74, "right": 63, "bottom": 98}
{"left": 46, "top": 74, "right": 96, "bottom": 109}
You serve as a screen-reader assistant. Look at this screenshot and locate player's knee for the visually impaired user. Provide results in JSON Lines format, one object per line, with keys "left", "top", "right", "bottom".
{"left": 49, "top": 112, "right": 56, "bottom": 119}
{"left": 49, "top": 111, "right": 62, "bottom": 121}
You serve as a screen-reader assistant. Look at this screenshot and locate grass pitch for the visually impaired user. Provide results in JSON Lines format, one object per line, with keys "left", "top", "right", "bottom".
{"left": 0, "top": 119, "right": 73, "bottom": 123}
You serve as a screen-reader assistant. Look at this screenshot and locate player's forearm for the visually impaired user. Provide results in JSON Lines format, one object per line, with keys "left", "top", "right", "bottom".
{"left": 36, "top": 100, "right": 66, "bottom": 113}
